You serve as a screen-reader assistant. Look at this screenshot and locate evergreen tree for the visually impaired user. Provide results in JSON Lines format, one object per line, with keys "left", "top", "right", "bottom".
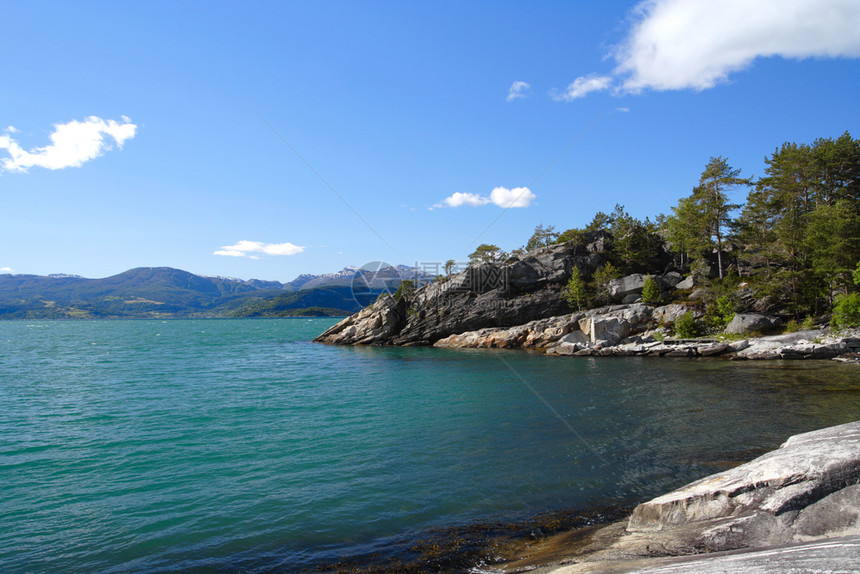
{"left": 563, "top": 267, "right": 588, "bottom": 311}
{"left": 468, "top": 244, "right": 506, "bottom": 265}
{"left": 585, "top": 211, "right": 612, "bottom": 232}
{"left": 608, "top": 204, "right": 662, "bottom": 274}
{"left": 665, "top": 195, "right": 709, "bottom": 269}
{"left": 593, "top": 262, "right": 620, "bottom": 305}
{"left": 641, "top": 275, "right": 663, "bottom": 304}
{"left": 694, "top": 157, "right": 748, "bottom": 279}
{"left": 525, "top": 224, "right": 559, "bottom": 251}
{"left": 804, "top": 199, "right": 860, "bottom": 309}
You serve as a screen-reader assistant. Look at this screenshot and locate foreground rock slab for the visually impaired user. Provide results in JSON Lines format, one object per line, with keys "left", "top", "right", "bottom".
{"left": 542, "top": 535, "right": 860, "bottom": 574}
{"left": 537, "top": 421, "right": 860, "bottom": 573}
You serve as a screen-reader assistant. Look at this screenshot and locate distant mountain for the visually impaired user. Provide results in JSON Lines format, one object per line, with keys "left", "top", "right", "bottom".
{"left": 284, "top": 266, "right": 360, "bottom": 290}
{"left": 0, "top": 265, "right": 434, "bottom": 319}
{"left": 283, "top": 264, "right": 428, "bottom": 291}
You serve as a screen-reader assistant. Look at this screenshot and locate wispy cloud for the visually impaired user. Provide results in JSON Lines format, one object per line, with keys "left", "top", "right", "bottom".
{"left": 0, "top": 267, "right": 13, "bottom": 273}
{"left": 506, "top": 81, "right": 532, "bottom": 101}
{"left": 0, "top": 116, "right": 137, "bottom": 173}
{"left": 214, "top": 240, "right": 305, "bottom": 259}
{"left": 432, "top": 187, "right": 535, "bottom": 210}
{"left": 552, "top": 74, "right": 612, "bottom": 101}
{"left": 555, "top": 0, "right": 860, "bottom": 99}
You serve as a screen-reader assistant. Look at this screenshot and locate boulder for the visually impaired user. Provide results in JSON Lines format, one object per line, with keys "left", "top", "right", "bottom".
{"left": 584, "top": 316, "right": 631, "bottom": 347}
{"left": 675, "top": 275, "right": 697, "bottom": 290}
{"left": 557, "top": 330, "right": 589, "bottom": 346}
{"left": 606, "top": 274, "right": 645, "bottom": 303}
{"left": 725, "top": 313, "right": 780, "bottom": 335}
{"left": 658, "top": 272, "right": 683, "bottom": 289}
{"left": 652, "top": 304, "right": 689, "bottom": 325}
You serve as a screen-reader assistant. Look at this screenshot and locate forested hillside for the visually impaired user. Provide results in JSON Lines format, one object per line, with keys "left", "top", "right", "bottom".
{"left": 468, "top": 132, "right": 859, "bottom": 327}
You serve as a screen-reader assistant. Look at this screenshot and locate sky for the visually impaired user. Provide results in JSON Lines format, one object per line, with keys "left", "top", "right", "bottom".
{"left": 2, "top": 0, "right": 859, "bottom": 282}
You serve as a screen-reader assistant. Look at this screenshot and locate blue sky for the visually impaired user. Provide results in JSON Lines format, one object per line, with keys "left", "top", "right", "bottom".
{"left": 2, "top": 0, "right": 859, "bottom": 281}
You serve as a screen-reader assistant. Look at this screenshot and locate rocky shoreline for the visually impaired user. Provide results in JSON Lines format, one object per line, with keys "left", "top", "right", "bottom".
{"left": 314, "top": 240, "right": 860, "bottom": 362}
{"left": 432, "top": 304, "right": 860, "bottom": 362}
{"left": 498, "top": 421, "right": 860, "bottom": 574}
{"left": 319, "top": 296, "right": 860, "bottom": 362}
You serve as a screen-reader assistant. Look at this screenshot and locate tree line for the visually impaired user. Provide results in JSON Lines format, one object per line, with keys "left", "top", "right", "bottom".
{"left": 466, "top": 131, "right": 860, "bottom": 325}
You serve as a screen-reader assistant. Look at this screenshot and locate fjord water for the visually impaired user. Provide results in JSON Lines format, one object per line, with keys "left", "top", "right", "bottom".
{"left": 2, "top": 319, "right": 859, "bottom": 573}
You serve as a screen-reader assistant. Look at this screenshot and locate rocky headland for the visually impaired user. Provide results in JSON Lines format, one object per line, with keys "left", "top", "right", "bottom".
{"left": 314, "top": 239, "right": 860, "bottom": 361}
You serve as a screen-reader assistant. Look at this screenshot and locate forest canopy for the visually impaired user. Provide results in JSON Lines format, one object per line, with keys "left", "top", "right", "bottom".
{"left": 515, "top": 131, "right": 860, "bottom": 322}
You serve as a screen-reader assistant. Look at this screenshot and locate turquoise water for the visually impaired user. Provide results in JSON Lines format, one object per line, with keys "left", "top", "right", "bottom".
{"left": 1, "top": 319, "right": 859, "bottom": 573}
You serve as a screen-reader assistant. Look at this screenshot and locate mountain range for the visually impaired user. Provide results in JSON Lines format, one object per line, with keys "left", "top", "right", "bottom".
{"left": 0, "top": 265, "right": 429, "bottom": 319}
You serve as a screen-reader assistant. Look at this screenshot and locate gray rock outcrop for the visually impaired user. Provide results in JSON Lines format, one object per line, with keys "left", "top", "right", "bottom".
{"left": 626, "top": 421, "right": 860, "bottom": 548}
{"left": 607, "top": 274, "right": 646, "bottom": 303}
{"left": 725, "top": 313, "right": 781, "bottom": 335}
{"left": 316, "top": 237, "right": 609, "bottom": 346}
{"left": 545, "top": 421, "right": 860, "bottom": 573}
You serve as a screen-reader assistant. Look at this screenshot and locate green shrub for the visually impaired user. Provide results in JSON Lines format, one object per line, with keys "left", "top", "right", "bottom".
{"left": 641, "top": 275, "right": 663, "bottom": 304}
{"left": 703, "top": 295, "right": 735, "bottom": 333}
{"left": 674, "top": 311, "right": 703, "bottom": 338}
{"left": 831, "top": 292, "right": 860, "bottom": 330}
{"left": 394, "top": 279, "right": 415, "bottom": 303}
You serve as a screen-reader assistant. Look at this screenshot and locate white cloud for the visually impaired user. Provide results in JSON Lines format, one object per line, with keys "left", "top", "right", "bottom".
{"left": 506, "top": 81, "right": 532, "bottom": 101}
{"left": 432, "top": 187, "right": 535, "bottom": 209}
{"left": 0, "top": 116, "right": 137, "bottom": 173}
{"left": 554, "top": 0, "right": 860, "bottom": 100}
{"left": 616, "top": 0, "right": 860, "bottom": 92}
{"left": 489, "top": 186, "right": 536, "bottom": 208}
{"left": 214, "top": 240, "right": 305, "bottom": 258}
{"left": 444, "top": 192, "right": 491, "bottom": 208}
{"left": 0, "top": 267, "right": 13, "bottom": 273}
{"left": 552, "top": 74, "right": 613, "bottom": 101}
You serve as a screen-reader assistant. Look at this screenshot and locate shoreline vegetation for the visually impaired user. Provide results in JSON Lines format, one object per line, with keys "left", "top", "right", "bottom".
{"left": 317, "top": 132, "right": 860, "bottom": 352}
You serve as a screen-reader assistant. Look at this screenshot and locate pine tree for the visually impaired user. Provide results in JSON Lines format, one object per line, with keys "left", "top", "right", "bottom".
{"left": 563, "top": 267, "right": 589, "bottom": 311}
{"left": 525, "top": 224, "right": 559, "bottom": 251}
{"left": 694, "top": 157, "right": 748, "bottom": 279}
{"left": 641, "top": 275, "right": 663, "bottom": 305}
{"left": 468, "top": 244, "right": 506, "bottom": 265}
{"left": 593, "top": 262, "right": 620, "bottom": 305}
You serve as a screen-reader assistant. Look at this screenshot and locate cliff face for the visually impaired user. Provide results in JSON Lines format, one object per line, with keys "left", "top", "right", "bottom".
{"left": 314, "top": 237, "right": 608, "bottom": 346}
